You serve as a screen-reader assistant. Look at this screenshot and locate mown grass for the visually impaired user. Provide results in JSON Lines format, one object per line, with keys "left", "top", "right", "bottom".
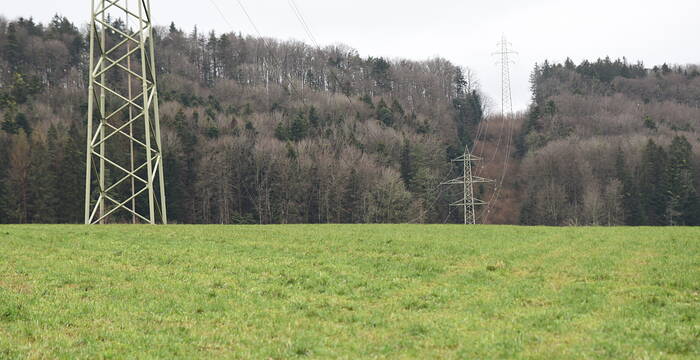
{"left": 0, "top": 225, "right": 698, "bottom": 359}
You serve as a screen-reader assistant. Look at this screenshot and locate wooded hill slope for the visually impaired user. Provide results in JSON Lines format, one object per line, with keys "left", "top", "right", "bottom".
{"left": 517, "top": 58, "right": 700, "bottom": 225}
{"left": 0, "top": 16, "right": 486, "bottom": 224}
{"left": 1, "top": 15, "right": 698, "bottom": 226}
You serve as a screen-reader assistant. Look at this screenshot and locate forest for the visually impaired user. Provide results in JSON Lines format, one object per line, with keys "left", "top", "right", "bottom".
{"left": 518, "top": 58, "right": 700, "bottom": 225}
{"left": 0, "top": 15, "right": 699, "bottom": 225}
{"left": 0, "top": 15, "right": 485, "bottom": 225}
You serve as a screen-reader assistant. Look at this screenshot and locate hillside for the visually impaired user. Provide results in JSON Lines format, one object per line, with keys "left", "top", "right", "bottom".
{"left": 1, "top": 225, "right": 699, "bottom": 358}
{"left": 516, "top": 58, "right": 700, "bottom": 226}
{"left": 1, "top": 16, "right": 699, "bottom": 225}
{"left": 0, "top": 15, "right": 491, "bottom": 225}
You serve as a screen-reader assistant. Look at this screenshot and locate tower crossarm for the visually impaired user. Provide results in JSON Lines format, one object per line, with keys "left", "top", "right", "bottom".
{"left": 451, "top": 154, "right": 483, "bottom": 162}
{"left": 441, "top": 177, "right": 466, "bottom": 185}
{"left": 441, "top": 176, "right": 494, "bottom": 185}
{"left": 472, "top": 176, "right": 496, "bottom": 184}
{"left": 450, "top": 198, "right": 489, "bottom": 207}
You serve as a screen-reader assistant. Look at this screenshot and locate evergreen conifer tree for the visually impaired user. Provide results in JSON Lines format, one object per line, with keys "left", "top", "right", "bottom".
{"left": 615, "top": 149, "right": 644, "bottom": 225}
{"left": 666, "top": 136, "right": 700, "bottom": 225}
{"left": 0, "top": 139, "right": 8, "bottom": 223}
{"left": 58, "top": 124, "right": 86, "bottom": 223}
{"left": 342, "top": 168, "right": 362, "bottom": 223}
{"left": 376, "top": 99, "right": 394, "bottom": 126}
{"left": 640, "top": 140, "right": 669, "bottom": 225}
{"left": 5, "top": 130, "right": 31, "bottom": 223}
{"left": 289, "top": 111, "right": 309, "bottom": 142}
{"left": 28, "top": 134, "right": 57, "bottom": 223}
{"left": 400, "top": 141, "right": 414, "bottom": 189}
{"left": 3, "top": 24, "right": 23, "bottom": 71}
{"left": 308, "top": 106, "right": 320, "bottom": 128}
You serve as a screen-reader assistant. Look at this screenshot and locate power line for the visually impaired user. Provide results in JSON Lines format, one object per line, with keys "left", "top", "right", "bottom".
{"left": 208, "top": 0, "right": 236, "bottom": 33}
{"left": 209, "top": 0, "right": 263, "bottom": 43}
{"left": 209, "top": 0, "right": 265, "bottom": 42}
{"left": 280, "top": 0, "right": 363, "bottom": 113}
{"left": 210, "top": 0, "right": 361, "bottom": 114}
{"left": 486, "top": 36, "right": 516, "bottom": 163}
{"left": 288, "top": 0, "right": 319, "bottom": 48}
{"left": 482, "top": 35, "right": 517, "bottom": 224}
{"left": 209, "top": 0, "right": 310, "bottom": 103}
{"left": 235, "top": 0, "right": 263, "bottom": 39}
{"left": 291, "top": 0, "right": 318, "bottom": 45}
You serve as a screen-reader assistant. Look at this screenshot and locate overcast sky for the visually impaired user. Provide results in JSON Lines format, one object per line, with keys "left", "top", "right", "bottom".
{"left": 4, "top": 1, "right": 700, "bottom": 112}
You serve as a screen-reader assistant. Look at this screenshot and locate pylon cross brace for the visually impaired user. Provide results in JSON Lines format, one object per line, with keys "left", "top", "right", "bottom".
{"left": 85, "top": 0, "right": 167, "bottom": 225}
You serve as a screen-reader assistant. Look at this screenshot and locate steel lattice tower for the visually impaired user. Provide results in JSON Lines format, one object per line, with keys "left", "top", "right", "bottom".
{"left": 495, "top": 35, "right": 516, "bottom": 116}
{"left": 442, "top": 145, "right": 494, "bottom": 225}
{"left": 85, "top": 0, "right": 167, "bottom": 224}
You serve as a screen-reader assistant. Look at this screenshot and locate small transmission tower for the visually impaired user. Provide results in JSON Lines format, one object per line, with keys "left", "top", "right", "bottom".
{"left": 494, "top": 35, "right": 516, "bottom": 116}
{"left": 442, "top": 145, "right": 494, "bottom": 225}
{"left": 84, "top": 0, "right": 167, "bottom": 224}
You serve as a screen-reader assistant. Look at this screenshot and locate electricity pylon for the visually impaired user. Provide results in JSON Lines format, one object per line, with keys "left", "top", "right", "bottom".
{"left": 442, "top": 145, "right": 494, "bottom": 225}
{"left": 84, "top": 0, "right": 167, "bottom": 224}
{"left": 494, "top": 35, "right": 516, "bottom": 116}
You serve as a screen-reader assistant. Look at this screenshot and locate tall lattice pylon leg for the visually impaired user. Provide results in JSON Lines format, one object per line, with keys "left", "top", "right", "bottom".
{"left": 85, "top": 0, "right": 167, "bottom": 224}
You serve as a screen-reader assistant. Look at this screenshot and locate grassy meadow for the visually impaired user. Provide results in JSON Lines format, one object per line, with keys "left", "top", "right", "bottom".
{"left": 0, "top": 225, "right": 698, "bottom": 359}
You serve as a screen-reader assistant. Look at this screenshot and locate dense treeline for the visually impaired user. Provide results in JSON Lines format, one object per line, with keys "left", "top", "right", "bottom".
{"left": 2, "top": 15, "right": 699, "bottom": 226}
{"left": 518, "top": 58, "right": 700, "bottom": 225}
{"left": 0, "top": 15, "right": 486, "bottom": 224}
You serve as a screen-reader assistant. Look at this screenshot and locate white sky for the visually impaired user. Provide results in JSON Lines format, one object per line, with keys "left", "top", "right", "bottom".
{"left": 4, "top": 1, "right": 700, "bottom": 112}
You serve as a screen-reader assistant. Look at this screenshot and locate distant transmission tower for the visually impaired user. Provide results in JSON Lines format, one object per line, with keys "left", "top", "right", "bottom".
{"left": 478, "top": 36, "right": 517, "bottom": 224}
{"left": 442, "top": 145, "right": 494, "bottom": 225}
{"left": 494, "top": 35, "right": 516, "bottom": 116}
{"left": 85, "top": 0, "right": 167, "bottom": 224}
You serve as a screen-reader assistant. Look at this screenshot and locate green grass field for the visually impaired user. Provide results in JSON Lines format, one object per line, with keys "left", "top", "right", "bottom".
{"left": 0, "top": 225, "right": 698, "bottom": 359}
